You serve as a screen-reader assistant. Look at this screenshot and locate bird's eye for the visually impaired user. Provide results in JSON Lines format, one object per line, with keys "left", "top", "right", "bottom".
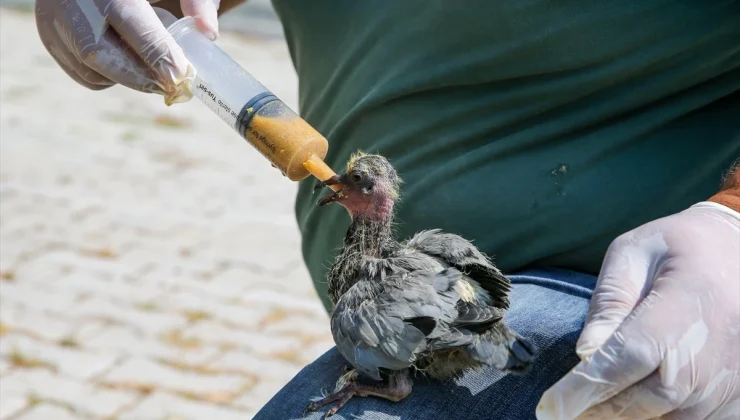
{"left": 351, "top": 173, "right": 362, "bottom": 182}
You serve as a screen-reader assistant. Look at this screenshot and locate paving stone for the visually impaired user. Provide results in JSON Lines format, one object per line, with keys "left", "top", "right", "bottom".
{"left": 241, "top": 289, "right": 328, "bottom": 315}
{"left": 118, "top": 391, "right": 247, "bottom": 420}
{"left": 207, "top": 267, "right": 269, "bottom": 295}
{"left": 0, "top": 370, "right": 137, "bottom": 418}
{"left": 71, "top": 320, "right": 108, "bottom": 342}
{"left": 2, "top": 249, "right": 79, "bottom": 286}
{"left": 183, "top": 322, "right": 300, "bottom": 356}
{"left": 160, "top": 289, "right": 267, "bottom": 328}
{"left": 0, "top": 396, "right": 26, "bottom": 420}
{"left": 261, "top": 313, "right": 333, "bottom": 337}
{"left": 67, "top": 298, "right": 185, "bottom": 335}
{"left": 82, "top": 326, "right": 158, "bottom": 355}
{"left": 84, "top": 325, "right": 219, "bottom": 365}
{"left": 0, "top": 282, "right": 77, "bottom": 314}
{"left": 0, "top": 334, "right": 118, "bottom": 380}
{"left": 10, "top": 251, "right": 104, "bottom": 287}
{"left": 231, "top": 378, "right": 287, "bottom": 412}
{"left": 51, "top": 273, "right": 165, "bottom": 306}
{"left": 0, "top": 359, "right": 11, "bottom": 376}
{"left": 0, "top": 303, "right": 76, "bottom": 341}
{"left": 14, "top": 404, "right": 79, "bottom": 420}
{"left": 228, "top": 267, "right": 314, "bottom": 295}
{"left": 102, "top": 357, "right": 247, "bottom": 395}
{"left": 117, "top": 247, "right": 181, "bottom": 273}
{"left": 0, "top": 298, "right": 14, "bottom": 320}
{"left": 210, "top": 351, "right": 302, "bottom": 378}
{"left": 153, "top": 277, "right": 242, "bottom": 303}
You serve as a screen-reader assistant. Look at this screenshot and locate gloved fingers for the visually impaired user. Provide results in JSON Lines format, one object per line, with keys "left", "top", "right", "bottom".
{"left": 53, "top": 54, "right": 114, "bottom": 91}
{"left": 576, "top": 368, "right": 694, "bottom": 420}
{"left": 576, "top": 230, "right": 665, "bottom": 359}
{"left": 537, "top": 284, "right": 704, "bottom": 420}
{"left": 180, "top": 0, "right": 221, "bottom": 40}
{"left": 35, "top": 2, "right": 113, "bottom": 89}
{"left": 656, "top": 372, "right": 740, "bottom": 420}
{"left": 658, "top": 405, "right": 721, "bottom": 420}
{"left": 45, "top": 38, "right": 115, "bottom": 89}
{"left": 40, "top": 0, "right": 163, "bottom": 94}
{"left": 701, "top": 398, "right": 740, "bottom": 420}
{"left": 536, "top": 307, "right": 661, "bottom": 419}
{"left": 82, "top": 30, "right": 167, "bottom": 95}
{"left": 98, "top": 0, "right": 192, "bottom": 98}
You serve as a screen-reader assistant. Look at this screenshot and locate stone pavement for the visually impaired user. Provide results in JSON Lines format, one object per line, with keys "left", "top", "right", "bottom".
{"left": 0, "top": 8, "right": 334, "bottom": 419}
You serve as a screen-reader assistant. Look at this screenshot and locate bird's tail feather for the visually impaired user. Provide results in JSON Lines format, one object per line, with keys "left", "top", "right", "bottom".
{"left": 466, "top": 323, "right": 535, "bottom": 374}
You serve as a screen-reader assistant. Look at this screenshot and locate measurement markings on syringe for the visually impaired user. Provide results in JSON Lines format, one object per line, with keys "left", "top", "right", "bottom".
{"left": 194, "top": 82, "right": 239, "bottom": 126}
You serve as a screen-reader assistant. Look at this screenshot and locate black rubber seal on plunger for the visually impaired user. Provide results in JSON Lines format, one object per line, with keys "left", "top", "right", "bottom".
{"left": 236, "top": 92, "right": 279, "bottom": 134}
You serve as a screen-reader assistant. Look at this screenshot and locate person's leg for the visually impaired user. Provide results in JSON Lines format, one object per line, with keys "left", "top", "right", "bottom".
{"left": 254, "top": 268, "right": 595, "bottom": 420}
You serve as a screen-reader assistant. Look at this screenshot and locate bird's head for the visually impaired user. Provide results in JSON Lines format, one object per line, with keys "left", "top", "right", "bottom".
{"left": 314, "top": 151, "right": 402, "bottom": 220}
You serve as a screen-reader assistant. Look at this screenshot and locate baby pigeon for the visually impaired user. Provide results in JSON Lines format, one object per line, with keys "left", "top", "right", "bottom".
{"left": 306, "top": 152, "right": 535, "bottom": 418}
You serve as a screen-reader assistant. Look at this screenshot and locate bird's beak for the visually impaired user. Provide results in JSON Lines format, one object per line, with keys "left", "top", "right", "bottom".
{"left": 314, "top": 173, "right": 345, "bottom": 206}
{"left": 313, "top": 174, "right": 343, "bottom": 192}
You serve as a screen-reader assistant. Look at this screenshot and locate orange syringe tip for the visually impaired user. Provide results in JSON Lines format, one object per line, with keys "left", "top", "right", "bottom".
{"left": 303, "top": 154, "right": 341, "bottom": 192}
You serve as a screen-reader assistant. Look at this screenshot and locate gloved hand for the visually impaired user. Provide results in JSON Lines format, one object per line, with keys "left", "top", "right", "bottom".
{"left": 35, "top": 0, "right": 221, "bottom": 104}
{"left": 537, "top": 202, "right": 740, "bottom": 420}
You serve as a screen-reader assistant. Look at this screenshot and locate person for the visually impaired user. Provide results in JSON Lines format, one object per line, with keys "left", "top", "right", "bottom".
{"left": 35, "top": 1, "right": 740, "bottom": 419}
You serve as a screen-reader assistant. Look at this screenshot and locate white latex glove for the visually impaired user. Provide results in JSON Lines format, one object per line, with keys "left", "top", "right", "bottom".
{"left": 35, "top": 0, "right": 221, "bottom": 104}
{"left": 537, "top": 202, "right": 740, "bottom": 420}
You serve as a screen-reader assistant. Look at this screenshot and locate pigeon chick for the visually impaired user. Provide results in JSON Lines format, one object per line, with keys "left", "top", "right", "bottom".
{"left": 306, "top": 152, "right": 535, "bottom": 418}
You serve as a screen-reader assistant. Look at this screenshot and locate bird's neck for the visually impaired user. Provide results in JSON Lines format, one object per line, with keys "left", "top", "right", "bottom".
{"left": 345, "top": 216, "right": 394, "bottom": 258}
{"left": 327, "top": 215, "right": 395, "bottom": 304}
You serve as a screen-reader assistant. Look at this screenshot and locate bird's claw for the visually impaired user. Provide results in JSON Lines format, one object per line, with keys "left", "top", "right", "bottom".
{"left": 302, "top": 401, "right": 342, "bottom": 419}
{"left": 302, "top": 384, "right": 356, "bottom": 418}
{"left": 301, "top": 404, "right": 315, "bottom": 418}
{"left": 302, "top": 390, "right": 329, "bottom": 418}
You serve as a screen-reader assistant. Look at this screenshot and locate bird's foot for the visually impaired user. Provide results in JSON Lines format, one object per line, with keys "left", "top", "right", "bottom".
{"left": 302, "top": 369, "right": 412, "bottom": 419}
{"left": 302, "top": 384, "right": 356, "bottom": 419}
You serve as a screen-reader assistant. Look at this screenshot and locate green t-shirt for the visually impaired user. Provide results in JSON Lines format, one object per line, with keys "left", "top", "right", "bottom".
{"left": 270, "top": 0, "right": 740, "bottom": 312}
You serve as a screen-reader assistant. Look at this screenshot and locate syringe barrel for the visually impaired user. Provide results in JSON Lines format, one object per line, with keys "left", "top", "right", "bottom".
{"left": 158, "top": 9, "right": 328, "bottom": 181}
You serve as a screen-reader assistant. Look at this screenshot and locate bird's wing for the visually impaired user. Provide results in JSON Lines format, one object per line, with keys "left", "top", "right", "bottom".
{"left": 405, "top": 229, "right": 511, "bottom": 309}
{"left": 330, "top": 268, "right": 464, "bottom": 380}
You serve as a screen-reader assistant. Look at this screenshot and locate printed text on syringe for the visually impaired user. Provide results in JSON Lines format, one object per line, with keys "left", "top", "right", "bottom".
{"left": 195, "top": 82, "right": 239, "bottom": 122}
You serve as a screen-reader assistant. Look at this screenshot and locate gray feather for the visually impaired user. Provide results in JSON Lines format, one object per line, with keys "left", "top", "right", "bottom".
{"left": 405, "top": 229, "right": 512, "bottom": 309}
{"left": 330, "top": 269, "right": 465, "bottom": 379}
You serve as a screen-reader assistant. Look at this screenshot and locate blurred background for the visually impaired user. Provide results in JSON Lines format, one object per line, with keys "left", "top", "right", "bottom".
{"left": 0, "top": 2, "right": 334, "bottom": 419}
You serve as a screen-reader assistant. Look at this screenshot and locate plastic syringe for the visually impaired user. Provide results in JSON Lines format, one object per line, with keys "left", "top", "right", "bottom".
{"left": 155, "top": 8, "right": 340, "bottom": 191}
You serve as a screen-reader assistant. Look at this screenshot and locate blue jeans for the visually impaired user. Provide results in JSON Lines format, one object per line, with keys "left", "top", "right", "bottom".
{"left": 254, "top": 268, "right": 596, "bottom": 420}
